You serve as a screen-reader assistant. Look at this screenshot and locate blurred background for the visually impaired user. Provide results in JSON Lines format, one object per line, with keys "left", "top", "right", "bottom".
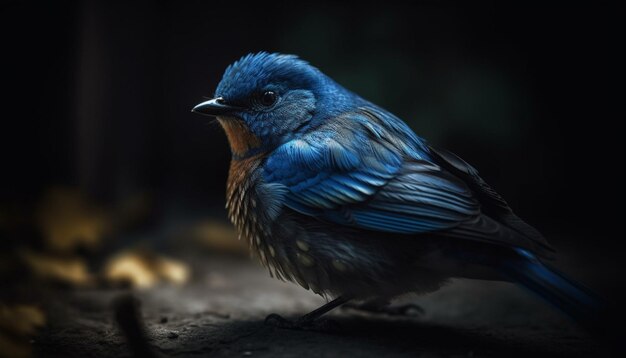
{"left": 0, "top": 1, "right": 623, "bottom": 357}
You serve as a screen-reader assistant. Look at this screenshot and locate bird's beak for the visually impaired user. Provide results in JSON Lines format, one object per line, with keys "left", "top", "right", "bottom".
{"left": 191, "top": 97, "right": 240, "bottom": 116}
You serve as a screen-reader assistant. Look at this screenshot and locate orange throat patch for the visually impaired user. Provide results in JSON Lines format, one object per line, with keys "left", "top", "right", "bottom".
{"left": 217, "top": 117, "right": 262, "bottom": 157}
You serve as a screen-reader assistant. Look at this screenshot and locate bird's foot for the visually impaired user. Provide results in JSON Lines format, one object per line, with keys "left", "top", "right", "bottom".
{"left": 342, "top": 301, "right": 424, "bottom": 317}
{"left": 264, "top": 313, "right": 339, "bottom": 331}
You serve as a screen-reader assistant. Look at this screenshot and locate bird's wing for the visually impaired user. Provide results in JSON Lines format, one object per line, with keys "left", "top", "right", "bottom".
{"left": 262, "top": 108, "right": 480, "bottom": 234}
{"left": 262, "top": 107, "right": 555, "bottom": 255}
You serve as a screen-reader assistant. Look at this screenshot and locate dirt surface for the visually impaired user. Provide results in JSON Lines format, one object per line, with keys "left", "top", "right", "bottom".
{"left": 32, "top": 250, "right": 616, "bottom": 358}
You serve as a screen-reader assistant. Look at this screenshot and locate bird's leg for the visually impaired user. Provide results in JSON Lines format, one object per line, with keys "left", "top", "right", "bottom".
{"left": 265, "top": 296, "right": 352, "bottom": 330}
{"left": 342, "top": 297, "right": 424, "bottom": 317}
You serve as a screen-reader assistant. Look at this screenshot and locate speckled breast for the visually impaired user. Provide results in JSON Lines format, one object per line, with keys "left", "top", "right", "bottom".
{"left": 226, "top": 155, "right": 302, "bottom": 285}
{"left": 226, "top": 157, "right": 424, "bottom": 298}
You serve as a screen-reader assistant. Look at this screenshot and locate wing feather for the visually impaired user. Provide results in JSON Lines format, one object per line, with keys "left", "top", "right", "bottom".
{"left": 263, "top": 109, "right": 478, "bottom": 234}
{"left": 262, "top": 107, "right": 553, "bottom": 257}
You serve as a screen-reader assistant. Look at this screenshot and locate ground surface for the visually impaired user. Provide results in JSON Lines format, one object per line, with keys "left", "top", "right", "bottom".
{"left": 33, "top": 248, "right": 616, "bottom": 358}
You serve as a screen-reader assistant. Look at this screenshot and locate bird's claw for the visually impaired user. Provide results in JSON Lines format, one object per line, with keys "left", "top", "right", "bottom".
{"left": 264, "top": 313, "right": 300, "bottom": 329}
{"left": 342, "top": 302, "right": 424, "bottom": 317}
{"left": 264, "top": 313, "right": 339, "bottom": 331}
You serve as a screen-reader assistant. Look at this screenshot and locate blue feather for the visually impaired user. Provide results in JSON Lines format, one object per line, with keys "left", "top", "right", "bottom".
{"left": 263, "top": 108, "right": 481, "bottom": 235}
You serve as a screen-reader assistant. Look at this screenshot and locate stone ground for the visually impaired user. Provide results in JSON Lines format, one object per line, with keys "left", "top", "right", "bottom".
{"left": 32, "top": 247, "right": 620, "bottom": 358}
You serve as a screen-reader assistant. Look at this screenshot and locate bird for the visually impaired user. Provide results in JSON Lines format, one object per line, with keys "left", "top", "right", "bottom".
{"left": 192, "top": 52, "right": 602, "bottom": 331}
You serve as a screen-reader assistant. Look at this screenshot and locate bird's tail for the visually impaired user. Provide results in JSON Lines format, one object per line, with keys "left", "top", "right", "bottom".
{"left": 501, "top": 248, "right": 605, "bottom": 333}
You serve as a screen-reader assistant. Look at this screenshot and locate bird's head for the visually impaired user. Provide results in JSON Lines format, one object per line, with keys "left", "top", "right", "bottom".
{"left": 192, "top": 52, "right": 356, "bottom": 158}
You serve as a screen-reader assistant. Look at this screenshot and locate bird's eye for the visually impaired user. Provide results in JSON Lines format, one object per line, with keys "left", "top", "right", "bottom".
{"left": 260, "top": 91, "right": 277, "bottom": 106}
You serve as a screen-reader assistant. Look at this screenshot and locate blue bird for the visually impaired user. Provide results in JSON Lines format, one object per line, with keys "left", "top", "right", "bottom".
{"left": 192, "top": 52, "right": 601, "bottom": 330}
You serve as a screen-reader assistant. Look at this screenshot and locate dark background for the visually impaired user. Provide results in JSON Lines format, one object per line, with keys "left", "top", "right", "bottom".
{"left": 0, "top": 2, "right": 624, "bottom": 356}
{"left": 0, "top": 1, "right": 623, "bottom": 258}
